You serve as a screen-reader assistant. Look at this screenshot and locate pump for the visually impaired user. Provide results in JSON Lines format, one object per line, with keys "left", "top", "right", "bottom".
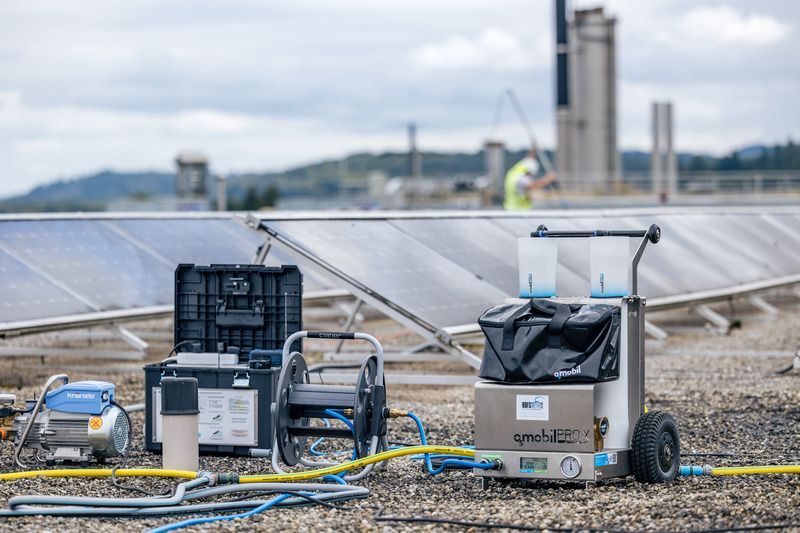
{"left": 1, "top": 375, "right": 130, "bottom": 467}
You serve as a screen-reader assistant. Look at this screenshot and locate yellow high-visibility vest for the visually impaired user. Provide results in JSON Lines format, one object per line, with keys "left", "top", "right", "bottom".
{"left": 503, "top": 160, "right": 533, "bottom": 210}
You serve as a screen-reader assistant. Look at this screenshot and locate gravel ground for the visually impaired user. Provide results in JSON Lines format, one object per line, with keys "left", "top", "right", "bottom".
{"left": 0, "top": 311, "right": 798, "bottom": 532}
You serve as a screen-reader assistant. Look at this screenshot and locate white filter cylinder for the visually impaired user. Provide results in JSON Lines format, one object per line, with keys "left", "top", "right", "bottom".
{"left": 589, "top": 237, "right": 629, "bottom": 298}
{"left": 160, "top": 376, "right": 199, "bottom": 472}
{"left": 162, "top": 414, "right": 199, "bottom": 471}
{"left": 517, "top": 238, "right": 558, "bottom": 298}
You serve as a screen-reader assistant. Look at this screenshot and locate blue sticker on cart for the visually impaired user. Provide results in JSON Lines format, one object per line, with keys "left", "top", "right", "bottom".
{"left": 595, "top": 452, "right": 618, "bottom": 467}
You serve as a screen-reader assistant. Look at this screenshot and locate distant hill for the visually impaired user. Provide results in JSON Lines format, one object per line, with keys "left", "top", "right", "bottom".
{"left": 226, "top": 148, "right": 535, "bottom": 202}
{"left": 0, "top": 170, "right": 174, "bottom": 212}
{"left": 1, "top": 140, "right": 797, "bottom": 213}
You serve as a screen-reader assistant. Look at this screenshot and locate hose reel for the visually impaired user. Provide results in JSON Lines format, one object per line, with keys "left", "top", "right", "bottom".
{"left": 273, "top": 331, "right": 387, "bottom": 466}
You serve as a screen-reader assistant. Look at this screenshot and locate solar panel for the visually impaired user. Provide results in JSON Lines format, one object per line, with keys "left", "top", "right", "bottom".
{"left": 760, "top": 214, "right": 800, "bottom": 261}
{"left": 0, "top": 248, "right": 93, "bottom": 322}
{"left": 109, "top": 218, "right": 332, "bottom": 292}
{"left": 716, "top": 214, "right": 800, "bottom": 275}
{"left": 109, "top": 219, "right": 261, "bottom": 266}
{"left": 0, "top": 220, "right": 171, "bottom": 310}
{"left": 389, "top": 218, "right": 520, "bottom": 296}
{"left": 264, "top": 219, "right": 508, "bottom": 328}
{"left": 645, "top": 214, "right": 774, "bottom": 288}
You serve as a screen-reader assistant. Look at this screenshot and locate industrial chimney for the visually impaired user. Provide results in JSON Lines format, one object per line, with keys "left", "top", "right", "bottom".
{"left": 554, "top": 2, "right": 619, "bottom": 192}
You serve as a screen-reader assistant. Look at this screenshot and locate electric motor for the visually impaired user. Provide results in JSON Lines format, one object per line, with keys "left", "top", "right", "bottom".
{"left": 13, "top": 404, "right": 129, "bottom": 464}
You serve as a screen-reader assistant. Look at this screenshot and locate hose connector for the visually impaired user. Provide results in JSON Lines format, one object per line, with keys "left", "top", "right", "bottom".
{"left": 341, "top": 409, "right": 353, "bottom": 418}
{"left": 387, "top": 408, "right": 409, "bottom": 418}
{"left": 197, "top": 470, "right": 216, "bottom": 485}
{"left": 680, "top": 464, "right": 712, "bottom": 476}
{"left": 216, "top": 472, "right": 239, "bottom": 484}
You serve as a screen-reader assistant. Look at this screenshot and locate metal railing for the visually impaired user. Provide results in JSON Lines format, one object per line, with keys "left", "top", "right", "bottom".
{"left": 553, "top": 170, "right": 800, "bottom": 196}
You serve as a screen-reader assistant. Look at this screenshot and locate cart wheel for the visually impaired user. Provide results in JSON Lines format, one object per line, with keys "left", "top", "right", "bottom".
{"left": 631, "top": 411, "right": 680, "bottom": 483}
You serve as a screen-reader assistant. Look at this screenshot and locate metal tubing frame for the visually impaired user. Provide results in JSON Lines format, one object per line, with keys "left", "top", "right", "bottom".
{"left": 335, "top": 299, "right": 364, "bottom": 353}
{"left": 643, "top": 320, "right": 669, "bottom": 341}
{"left": 281, "top": 330, "right": 386, "bottom": 384}
{"left": 14, "top": 374, "right": 69, "bottom": 467}
{"left": 693, "top": 304, "right": 732, "bottom": 334}
{"left": 748, "top": 295, "right": 779, "bottom": 315}
{"left": 0, "top": 346, "right": 149, "bottom": 361}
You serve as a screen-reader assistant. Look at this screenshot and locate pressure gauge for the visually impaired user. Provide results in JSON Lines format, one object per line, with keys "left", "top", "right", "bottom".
{"left": 560, "top": 455, "right": 581, "bottom": 478}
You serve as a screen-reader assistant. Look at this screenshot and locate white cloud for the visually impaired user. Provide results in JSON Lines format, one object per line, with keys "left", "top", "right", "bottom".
{"left": 679, "top": 5, "right": 791, "bottom": 47}
{"left": 0, "top": 1, "right": 798, "bottom": 197}
{"left": 0, "top": 96, "right": 527, "bottom": 197}
{"left": 412, "top": 28, "right": 546, "bottom": 72}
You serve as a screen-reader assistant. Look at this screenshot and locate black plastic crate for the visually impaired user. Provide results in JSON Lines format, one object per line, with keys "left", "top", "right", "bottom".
{"left": 144, "top": 365, "right": 275, "bottom": 456}
{"left": 174, "top": 264, "right": 302, "bottom": 360}
{"left": 144, "top": 263, "right": 302, "bottom": 457}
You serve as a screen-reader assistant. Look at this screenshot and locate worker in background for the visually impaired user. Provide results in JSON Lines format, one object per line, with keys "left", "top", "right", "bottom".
{"left": 503, "top": 146, "right": 557, "bottom": 210}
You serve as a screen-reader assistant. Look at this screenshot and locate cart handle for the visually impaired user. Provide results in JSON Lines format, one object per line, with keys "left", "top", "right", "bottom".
{"left": 530, "top": 224, "right": 661, "bottom": 243}
{"left": 530, "top": 224, "right": 661, "bottom": 296}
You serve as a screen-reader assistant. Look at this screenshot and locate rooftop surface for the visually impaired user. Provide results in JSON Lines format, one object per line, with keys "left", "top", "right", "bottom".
{"left": 0, "top": 307, "right": 798, "bottom": 532}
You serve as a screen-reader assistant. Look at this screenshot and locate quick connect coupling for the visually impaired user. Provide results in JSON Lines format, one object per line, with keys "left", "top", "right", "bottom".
{"left": 679, "top": 464, "right": 713, "bottom": 476}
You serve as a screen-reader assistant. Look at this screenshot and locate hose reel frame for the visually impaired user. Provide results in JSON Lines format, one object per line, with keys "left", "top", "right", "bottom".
{"left": 274, "top": 331, "right": 387, "bottom": 466}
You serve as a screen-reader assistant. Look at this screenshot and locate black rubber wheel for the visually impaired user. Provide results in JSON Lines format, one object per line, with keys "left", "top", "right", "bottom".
{"left": 631, "top": 411, "right": 680, "bottom": 483}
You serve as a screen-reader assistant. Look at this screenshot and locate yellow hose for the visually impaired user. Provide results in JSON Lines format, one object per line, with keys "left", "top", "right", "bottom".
{"left": 711, "top": 465, "right": 800, "bottom": 476}
{"left": 0, "top": 468, "right": 198, "bottom": 482}
{"left": 0, "top": 446, "right": 473, "bottom": 483}
{"left": 240, "top": 445, "right": 475, "bottom": 483}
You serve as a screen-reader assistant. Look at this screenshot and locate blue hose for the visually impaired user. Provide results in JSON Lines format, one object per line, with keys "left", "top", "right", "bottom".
{"left": 309, "top": 419, "right": 331, "bottom": 456}
{"left": 324, "top": 409, "right": 354, "bottom": 433}
{"left": 147, "top": 493, "right": 292, "bottom": 533}
{"left": 308, "top": 412, "right": 357, "bottom": 459}
{"left": 322, "top": 409, "right": 357, "bottom": 461}
{"left": 406, "top": 411, "right": 492, "bottom": 475}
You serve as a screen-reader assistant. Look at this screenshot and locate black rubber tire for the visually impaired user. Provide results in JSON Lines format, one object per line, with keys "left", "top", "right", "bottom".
{"left": 631, "top": 411, "right": 680, "bottom": 483}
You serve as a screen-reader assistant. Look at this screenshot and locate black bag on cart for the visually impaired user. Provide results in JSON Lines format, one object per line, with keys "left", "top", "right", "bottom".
{"left": 478, "top": 299, "right": 621, "bottom": 384}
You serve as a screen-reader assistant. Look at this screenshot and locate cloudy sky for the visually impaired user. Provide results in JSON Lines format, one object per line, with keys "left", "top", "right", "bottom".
{"left": 0, "top": 0, "right": 798, "bottom": 197}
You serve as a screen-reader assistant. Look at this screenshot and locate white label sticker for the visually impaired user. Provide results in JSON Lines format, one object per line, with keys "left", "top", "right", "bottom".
{"left": 516, "top": 394, "right": 549, "bottom": 421}
{"left": 154, "top": 388, "right": 258, "bottom": 446}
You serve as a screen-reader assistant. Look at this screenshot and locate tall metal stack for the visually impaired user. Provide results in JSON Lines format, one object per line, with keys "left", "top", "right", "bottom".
{"left": 651, "top": 101, "right": 678, "bottom": 201}
{"left": 483, "top": 140, "right": 506, "bottom": 203}
{"left": 554, "top": 2, "right": 619, "bottom": 192}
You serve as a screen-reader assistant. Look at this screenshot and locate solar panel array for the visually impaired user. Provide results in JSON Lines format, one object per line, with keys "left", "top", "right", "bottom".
{"left": 260, "top": 209, "right": 800, "bottom": 330}
{"left": 2, "top": 209, "right": 798, "bottom": 335}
